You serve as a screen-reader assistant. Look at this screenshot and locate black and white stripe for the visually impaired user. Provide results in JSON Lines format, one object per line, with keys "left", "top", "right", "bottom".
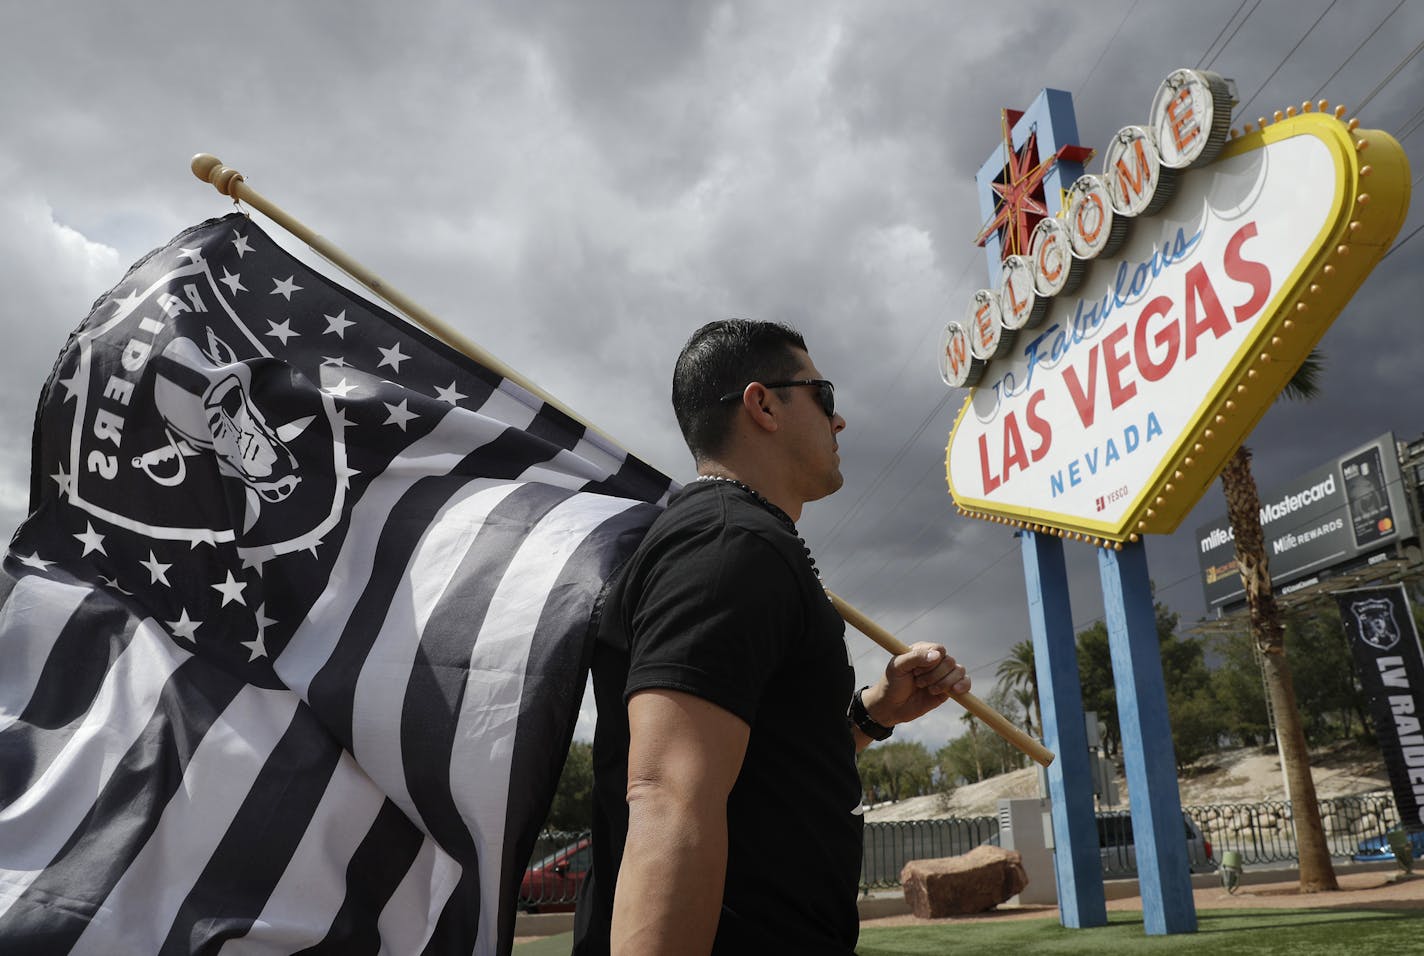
{"left": 0, "top": 213, "right": 673, "bottom": 955}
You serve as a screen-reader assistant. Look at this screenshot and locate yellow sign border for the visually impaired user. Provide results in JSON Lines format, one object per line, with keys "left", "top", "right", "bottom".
{"left": 946, "top": 110, "right": 1412, "bottom": 544}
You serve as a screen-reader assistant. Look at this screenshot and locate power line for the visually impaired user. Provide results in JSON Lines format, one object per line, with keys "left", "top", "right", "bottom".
{"left": 1379, "top": 220, "right": 1424, "bottom": 267}
{"left": 815, "top": 261, "right": 978, "bottom": 561}
{"left": 1354, "top": 36, "right": 1424, "bottom": 116}
{"left": 823, "top": 457, "right": 941, "bottom": 585}
{"left": 1309, "top": 0, "right": 1408, "bottom": 100}
{"left": 818, "top": 391, "right": 952, "bottom": 555}
{"left": 1203, "top": 0, "right": 1262, "bottom": 70}
{"left": 891, "top": 539, "right": 1020, "bottom": 638}
{"left": 1077, "top": 0, "right": 1142, "bottom": 96}
{"left": 1197, "top": 0, "right": 1253, "bottom": 69}
{"left": 1235, "top": 0, "right": 1342, "bottom": 120}
{"left": 1396, "top": 104, "right": 1424, "bottom": 141}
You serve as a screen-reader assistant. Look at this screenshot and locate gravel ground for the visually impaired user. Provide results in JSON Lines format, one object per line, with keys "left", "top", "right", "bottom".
{"left": 865, "top": 741, "right": 1392, "bottom": 822}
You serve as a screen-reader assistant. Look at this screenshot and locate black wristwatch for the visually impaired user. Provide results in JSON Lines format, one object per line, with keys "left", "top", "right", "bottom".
{"left": 847, "top": 686, "right": 893, "bottom": 741}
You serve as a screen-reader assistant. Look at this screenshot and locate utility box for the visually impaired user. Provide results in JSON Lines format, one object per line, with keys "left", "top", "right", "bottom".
{"left": 1085, "top": 712, "right": 1120, "bottom": 806}
{"left": 997, "top": 798, "right": 1057, "bottom": 905}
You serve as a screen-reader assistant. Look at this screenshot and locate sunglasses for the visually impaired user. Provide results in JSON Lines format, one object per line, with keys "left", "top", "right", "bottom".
{"left": 718, "top": 379, "right": 836, "bottom": 418}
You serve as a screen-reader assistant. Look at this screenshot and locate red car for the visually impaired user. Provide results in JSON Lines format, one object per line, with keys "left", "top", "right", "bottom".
{"left": 519, "top": 837, "right": 591, "bottom": 913}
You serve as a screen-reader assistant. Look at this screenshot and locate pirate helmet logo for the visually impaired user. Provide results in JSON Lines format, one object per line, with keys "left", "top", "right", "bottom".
{"left": 1350, "top": 597, "right": 1401, "bottom": 652}
{"left": 138, "top": 327, "right": 314, "bottom": 533}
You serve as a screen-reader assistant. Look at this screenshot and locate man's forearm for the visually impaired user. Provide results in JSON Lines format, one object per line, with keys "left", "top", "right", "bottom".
{"left": 611, "top": 785, "right": 727, "bottom": 955}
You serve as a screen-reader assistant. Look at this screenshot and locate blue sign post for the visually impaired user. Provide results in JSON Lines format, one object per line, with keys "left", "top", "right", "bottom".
{"left": 1020, "top": 530, "right": 1106, "bottom": 928}
{"left": 1100, "top": 541, "right": 1196, "bottom": 934}
{"left": 974, "top": 88, "right": 1196, "bottom": 935}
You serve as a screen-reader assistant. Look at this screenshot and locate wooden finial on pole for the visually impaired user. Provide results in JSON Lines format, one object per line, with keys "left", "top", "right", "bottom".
{"left": 825, "top": 590, "right": 1055, "bottom": 767}
{"left": 191, "top": 153, "right": 245, "bottom": 198}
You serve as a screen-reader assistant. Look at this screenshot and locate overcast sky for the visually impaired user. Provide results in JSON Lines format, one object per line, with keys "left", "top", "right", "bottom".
{"left": 2, "top": 0, "right": 1421, "bottom": 748}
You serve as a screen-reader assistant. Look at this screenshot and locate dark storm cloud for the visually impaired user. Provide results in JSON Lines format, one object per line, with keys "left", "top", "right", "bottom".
{"left": 1, "top": 0, "right": 1420, "bottom": 747}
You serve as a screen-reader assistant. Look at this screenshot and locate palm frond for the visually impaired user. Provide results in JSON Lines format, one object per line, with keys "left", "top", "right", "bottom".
{"left": 1280, "top": 348, "right": 1325, "bottom": 403}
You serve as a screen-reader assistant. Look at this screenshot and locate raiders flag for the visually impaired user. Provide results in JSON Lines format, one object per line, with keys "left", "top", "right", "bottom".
{"left": 1335, "top": 584, "right": 1424, "bottom": 829}
{"left": 0, "top": 213, "right": 672, "bottom": 954}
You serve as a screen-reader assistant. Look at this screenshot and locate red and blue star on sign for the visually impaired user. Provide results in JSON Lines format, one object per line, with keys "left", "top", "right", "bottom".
{"left": 974, "top": 89, "right": 1094, "bottom": 285}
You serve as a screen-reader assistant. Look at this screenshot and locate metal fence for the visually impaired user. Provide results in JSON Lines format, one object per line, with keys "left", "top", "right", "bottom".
{"left": 1186, "top": 793, "right": 1401, "bottom": 869}
{"left": 522, "top": 793, "right": 1403, "bottom": 904}
{"left": 858, "top": 792, "right": 1402, "bottom": 888}
{"left": 860, "top": 815, "right": 1000, "bottom": 890}
{"left": 519, "top": 829, "right": 591, "bottom": 911}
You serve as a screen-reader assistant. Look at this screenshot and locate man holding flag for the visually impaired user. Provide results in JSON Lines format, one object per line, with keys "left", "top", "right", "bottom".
{"left": 575, "top": 320, "right": 970, "bottom": 955}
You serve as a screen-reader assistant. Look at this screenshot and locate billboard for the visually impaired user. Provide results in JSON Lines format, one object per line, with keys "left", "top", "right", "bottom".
{"left": 944, "top": 71, "right": 1412, "bottom": 544}
{"left": 1196, "top": 433, "right": 1416, "bottom": 609}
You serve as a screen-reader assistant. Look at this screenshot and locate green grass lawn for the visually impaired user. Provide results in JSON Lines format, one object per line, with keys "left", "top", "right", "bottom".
{"left": 858, "top": 908, "right": 1424, "bottom": 955}
{"left": 515, "top": 907, "right": 1424, "bottom": 954}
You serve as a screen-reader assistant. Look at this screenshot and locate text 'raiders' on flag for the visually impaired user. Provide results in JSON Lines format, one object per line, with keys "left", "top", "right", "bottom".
{"left": 0, "top": 213, "right": 674, "bottom": 955}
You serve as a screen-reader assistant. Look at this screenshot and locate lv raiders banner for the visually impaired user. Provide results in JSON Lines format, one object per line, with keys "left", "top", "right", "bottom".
{"left": 1335, "top": 584, "right": 1424, "bottom": 829}
{"left": 0, "top": 213, "right": 672, "bottom": 954}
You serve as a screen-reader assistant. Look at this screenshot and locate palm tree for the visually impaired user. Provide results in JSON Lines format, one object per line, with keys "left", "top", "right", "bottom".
{"left": 960, "top": 710, "right": 984, "bottom": 782}
{"left": 1219, "top": 349, "right": 1338, "bottom": 893}
{"left": 1012, "top": 687, "right": 1037, "bottom": 740}
{"left": 997, "top": 640, "right": 1042, "bottom": 743}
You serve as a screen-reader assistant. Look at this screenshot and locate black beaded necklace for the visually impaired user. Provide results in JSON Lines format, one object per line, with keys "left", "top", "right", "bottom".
{"left": 694, "top": 475, "right": 820, "bottom": 579}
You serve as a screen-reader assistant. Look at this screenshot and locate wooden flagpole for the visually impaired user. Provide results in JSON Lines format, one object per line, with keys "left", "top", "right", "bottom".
{"left": 827, "top": 591, "right": 1053, "bottom": 766}
{"left": 189, "top": 154, "right": 612, "bottom": 445}
{"left": 190, "top": 153, "right": 1055, "bottom": 767}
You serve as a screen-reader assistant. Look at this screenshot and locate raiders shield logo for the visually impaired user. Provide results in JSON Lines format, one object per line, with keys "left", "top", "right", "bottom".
{"left": 62, "top": 248, "right": 347, "bottom": 561}
{"left": 1351, "top": 597, "right": 1401, "bottom": 652}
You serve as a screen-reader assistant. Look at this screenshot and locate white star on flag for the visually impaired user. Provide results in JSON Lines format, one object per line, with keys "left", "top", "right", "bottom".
{"left": 50, "top": 465, "right": 72, "bottom": 497}
{"left": 177, "top": 247, "right": 204, "bottom": 263}
{"left": 74, "top": 522, "right": 107, "bottom": 556}
{"left": 219, "top": 268, "right": 247, "bottom": 295}
{"left": 17, "top": 552, "right": 53, "bottom": 571}
{"left": 58, "top": 375, "right": 81, "bottom": 404}
{"left": 232, "top": 232, "right": 253, "bottom": 257}
{"left": 324, "top": 378, "right": 358, "bottom": 399}
{"left": 377, "top": 342, "right": 410, "bottom": 372}
{"left": 110, "top": 289, "right": 143, "bottom": 316}
{"left": 212, "top": 570, "right": 249, "bottom": 607}
{"left": 140, "top": 551, "right": 172, "bottom": 586}
{"left": 166, "top": 609, "right": 202, "bottom": 641}
{"left": 383, "top": 399, "right": 419, "bottom": 431}
{"left": 434, "top": 382, "right": 467, "bottom": 405}
{"left": 322, "top": 356, "right": 349, "bottom": 368}
{"left": 242, "top": 605, "right": 278, "bottom": 661}
{"left": 324, "top": 310, "right": 354, "bottom": 337}
{"left": 266, "top": 319, "right": 300, "bottom": 345}
{"left": 271, "top": 276, "right": 302, "bottom": 300}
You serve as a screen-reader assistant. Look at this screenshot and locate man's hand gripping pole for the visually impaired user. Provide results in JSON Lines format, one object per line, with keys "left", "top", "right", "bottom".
{"left": 825, "top": 591, "right": 1054, "bottom": 767}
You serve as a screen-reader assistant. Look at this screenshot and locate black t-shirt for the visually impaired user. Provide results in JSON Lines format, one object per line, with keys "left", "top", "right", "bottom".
{"left": 572, "top": 480, "right": 863, "bottom": 955}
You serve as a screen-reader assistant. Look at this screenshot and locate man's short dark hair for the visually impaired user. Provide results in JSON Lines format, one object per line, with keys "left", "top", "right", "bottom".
{"left": 672, "top": 319, "right": 807, "bottom": 461}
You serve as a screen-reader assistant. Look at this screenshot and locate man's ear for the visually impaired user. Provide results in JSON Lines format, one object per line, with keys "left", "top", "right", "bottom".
{"left": 741, "top": 383, "right": 779, "bottom": 434}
